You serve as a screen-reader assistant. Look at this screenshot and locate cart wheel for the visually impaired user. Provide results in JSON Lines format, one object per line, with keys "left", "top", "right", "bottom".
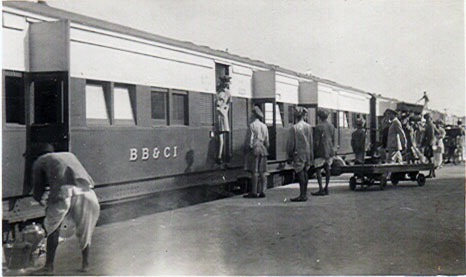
{"left": 349, "top": 176, "right": 357, "bottom": 191}
{"left": 417, "top": 173, "right": 426, "bottom": 186}
{"left": 409, "top": 172, "right": 417, "bottom": 181}
{"left": 391, "top": 174, "right": 399, "bottom": 186}
{"left": 380, "top": 175, "right": 387, "bottom": 190}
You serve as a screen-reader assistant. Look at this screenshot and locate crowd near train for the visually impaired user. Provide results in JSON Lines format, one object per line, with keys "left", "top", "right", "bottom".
{"left": 3, "top": 1, "right": 466, "bottom": 242}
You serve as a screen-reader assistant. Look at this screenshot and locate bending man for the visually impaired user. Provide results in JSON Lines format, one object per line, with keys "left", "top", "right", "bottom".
{"left": 30, "top": 143, "right": 100, "bottom": 274}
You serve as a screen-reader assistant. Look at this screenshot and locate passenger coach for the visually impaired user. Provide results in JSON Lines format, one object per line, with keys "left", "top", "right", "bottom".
{"left": 1, "top": 1, "right": 312, "bottom": 227}
{"left": 3, "top": 1, "right": 423, "bottom": 232}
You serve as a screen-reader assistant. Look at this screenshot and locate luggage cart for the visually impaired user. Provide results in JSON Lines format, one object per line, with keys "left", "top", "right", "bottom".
{"left": 337, "top": 163, "right": 435, "bottom": 190}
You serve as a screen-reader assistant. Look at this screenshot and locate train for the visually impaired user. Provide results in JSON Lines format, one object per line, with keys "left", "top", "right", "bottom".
{"left": 1, "top": 1, "right": 446, "bottom": 236}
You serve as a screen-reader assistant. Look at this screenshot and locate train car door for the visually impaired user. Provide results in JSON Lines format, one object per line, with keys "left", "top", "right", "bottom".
{"left": 23, "top": 72, "right": 69, "bottom": 194}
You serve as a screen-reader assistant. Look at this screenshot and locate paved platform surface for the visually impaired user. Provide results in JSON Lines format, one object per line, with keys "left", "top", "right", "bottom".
{"left": 5, "top": 165, "right": 466, "bottom": 276}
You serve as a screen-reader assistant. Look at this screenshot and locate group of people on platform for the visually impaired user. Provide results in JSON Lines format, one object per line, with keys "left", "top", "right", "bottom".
{"left": 242, "top": 105, "right": 466, "bottom": 201}
{"left": 377, "top": 109, "right": 465, "bottom": 175}
{"left": 242, "top": 106, "right": 337, "bottom": 202}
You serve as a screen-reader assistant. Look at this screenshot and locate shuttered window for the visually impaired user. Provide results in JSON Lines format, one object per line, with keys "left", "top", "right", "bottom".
{"left": 199, "top": 93, "right": 214, "bottom": 126}
{"left": 172, "top": 90, "right": 188, "bottom": 125}
{"left": 151, "top": 87, "right": 168, "bottom": 125}
{"left": 233, "top": 97, "right": 248, "bottom": 129}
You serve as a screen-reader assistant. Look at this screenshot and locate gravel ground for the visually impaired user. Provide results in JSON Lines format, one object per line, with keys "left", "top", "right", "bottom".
{"left": 7, "top": 164, "right": 465, "bottom": 276}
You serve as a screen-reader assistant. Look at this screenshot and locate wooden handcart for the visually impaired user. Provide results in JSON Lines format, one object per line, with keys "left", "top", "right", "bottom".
{"left": 337, "top": 163, "right": 435, "bottom": 191}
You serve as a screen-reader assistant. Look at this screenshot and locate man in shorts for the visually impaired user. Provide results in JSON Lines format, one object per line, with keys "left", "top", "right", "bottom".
{"left": 286, "top": 107, "right": 313, "bottom": 201}
{"left": 311, "top": 109, "right": 336, "bottom": 196}
{"left": 243, "top": 106, "right": 269, "bottom": 198}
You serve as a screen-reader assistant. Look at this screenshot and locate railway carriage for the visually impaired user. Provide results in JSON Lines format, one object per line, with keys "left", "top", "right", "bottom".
{"left": 3, "top": 1, "right": 429, "bottom": 236}
{"left": 1, "top": 1, "right": 307, "bottom": 230}
{"left": 304, "top": 78, "right": 372, "bottom": 162}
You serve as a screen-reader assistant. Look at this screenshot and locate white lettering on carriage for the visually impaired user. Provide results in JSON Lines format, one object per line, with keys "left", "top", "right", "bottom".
{"left": 163, "top": 147, "right": 171, "bottom": 158}
{"left": 129, "top": 146, "right": 178, "bottom": 161}
{"left": 130, "top": 148, "right": 138, "bottom": 161}
{"left": 142, "top": 148, "right": 150, "bottom": 160}
{"left": 153, "top": 147, "right": 160, "bottom": 159}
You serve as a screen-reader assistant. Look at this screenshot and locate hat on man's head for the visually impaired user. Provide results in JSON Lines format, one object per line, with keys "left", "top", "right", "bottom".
{"left": 423, "top": 113, "right": 431, "bottom": 120}
{"left": 317, "top": 109, "right": 329, "bottom": 120}
{"left": 356, "top": 117, "right": 366, "bottom": 127}
{"left": 219, "top": 75, "right": 232, "bottom": 83}
{"left": 253, "top": 106, "right": 264, "bottom": 119}
{"left": 294, "top": 106, "right": 307, "bottom": 117}
{"left": 400, "top": 112, "right": 410, "bottom": 119}
{"left": 384, "top": 108, "right": 398, "bottom": 116}
{"left": 435, "top": 119, "right": 444, "bottom": 125}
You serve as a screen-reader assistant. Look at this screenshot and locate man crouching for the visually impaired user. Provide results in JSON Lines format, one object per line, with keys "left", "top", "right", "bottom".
{"left": 29, "top": 143, "right": 100, "bottom": 275}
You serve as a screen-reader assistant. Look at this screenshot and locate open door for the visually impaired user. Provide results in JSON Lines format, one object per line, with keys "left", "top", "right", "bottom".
{"left": 23, "top": 72, "right": 69, "bottom": 194}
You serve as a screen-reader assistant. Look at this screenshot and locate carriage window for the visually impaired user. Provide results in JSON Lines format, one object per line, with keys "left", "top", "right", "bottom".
{"left": 264, "top": 103, "right": 283, "bottom": 127}
{"left": 86, "top": 83, "right": 110, "bottom": 125}
{"left": 5, "top": 76, "right": 25, "bottom": 125}
{"left": 352, "top": 113, "right": 366, "bottom": 128}
{"left": 331, "top": 111, "right": 338, "bottom": 127}
{"left": 288, "top": 106, "right": 295, "bottom": 124}
{"left": 199, "top": 93, "right": 214, "bottom": 126}
{"left": 114, "top": 86, "right": 135, "bottom": 125}
{"left": 339, "top": 111, "right": 350, "bottom": 128}
{"left": 265, "top": 103, "right": 274, "bottom": 126}
{"left": 151, "top": 88, "right": 168, "bottom": 125}
{"left": 171, "top": 91, "right": 188, "bottom": 125}
{"left": 233, "top": 97, "right": 248, "bottom": 129}
{"left": 277, "top": 103, "right": 284, "bottom": 127}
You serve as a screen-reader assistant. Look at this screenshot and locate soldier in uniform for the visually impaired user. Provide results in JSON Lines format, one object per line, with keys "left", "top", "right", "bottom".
{"left": 286, "top": 107, "right": 313, "bottom": 202}
{"left": 311, "top": 109, "right": 336, "bottom": 196}
{"left": 243, "top": 106, "right": 269, "bottom": 198}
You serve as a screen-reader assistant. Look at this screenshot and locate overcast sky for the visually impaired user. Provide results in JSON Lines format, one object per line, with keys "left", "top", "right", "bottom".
{"left": 47, "top": 0, "right": 465, "bottom": 116}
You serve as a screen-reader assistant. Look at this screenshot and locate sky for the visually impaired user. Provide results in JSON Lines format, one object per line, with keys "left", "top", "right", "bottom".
{"left": 47, "top": 0, "right": 465, "bottom": 117}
